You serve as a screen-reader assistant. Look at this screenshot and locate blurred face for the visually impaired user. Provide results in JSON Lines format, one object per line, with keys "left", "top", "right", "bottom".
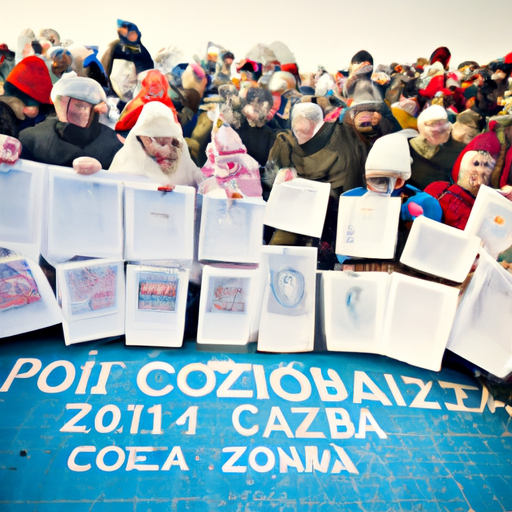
{"left": 421, "top": 118, "right": 451, "bottom": 146}
{"left": 353, "top": 110, "right": 382, "bottom": 134}
{"left": 451, "top": 122, "right": 478, "bottom": 145}
{"left": 137, "top": 135, "right": 183, "bottom": 175}
{"left": 118, "top": 26, "right": 139, "bottom": 42}
{"left": 67, "top": 98, "right": 94, "bottom": 127}
{"left": 457, "top": 150, "right": 495, "bottom": 196}
{"left": 366, "top": 176, "right": 398, "bottom": 196}
{"left": 292, "top": 117, "right": 317, "bottom": 144}
{"left": 242, "top": 100, "right": 271, "bottom": 127}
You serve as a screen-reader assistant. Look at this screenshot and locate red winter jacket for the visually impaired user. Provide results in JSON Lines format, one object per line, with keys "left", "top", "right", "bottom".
{"left": 424, "top": 181, "right": 475, "bottom": 230}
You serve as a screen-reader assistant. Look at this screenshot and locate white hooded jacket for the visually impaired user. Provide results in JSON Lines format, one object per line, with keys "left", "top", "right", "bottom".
{"left": 109, "top": 101, "right": 203, "bottom": 187}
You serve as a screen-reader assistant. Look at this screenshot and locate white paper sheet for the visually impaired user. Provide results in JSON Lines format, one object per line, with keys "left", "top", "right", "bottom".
{"left": 257, "top": 246, "right": 317, "bottom": 353}
{"left": 263, "top": 178, "right": 331, "bottom": 238}
{"left": 381, "top": 272, "right": 459, "bottom": 372}
{"left": 323, "top": 270, "right": 390, "bottom": 353}
{"left": 336, "top": 193, "right": 402, "bottom": 259}
{"left": 199, "top": 194, "right": 266, "bottom": 264}
{"left": 46, "top": 167, "right": 123, "bottom": 263}
{"left": 125, "top": 264, "right": 190, "bottom": 347}
{"left": 56, "top": 258, "right": 125, "bottom": 345}
{"left": 465, "top": 185, "right": 512, "bottom": 259}
{"left": 401, "top": 215, "right": 481, "bottom": 283}
{"left": 447, "top": 250, "right": 512, "bottom": 378}
{"left": 197, "top": 265, "right": 260, "bottom": 345}
{"left": 0, "top": 159, "right": 47, "bottom": 262}
{"left": 0, "top": 257, "right": 62, "bottom": 338}
{"left": 124, "top": 183, "right": 195, "bottom": 262}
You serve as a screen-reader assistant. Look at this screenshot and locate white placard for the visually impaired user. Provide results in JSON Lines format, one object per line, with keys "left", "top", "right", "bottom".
{"left": 401, "top": 215, "right": 481, "bottom": 283}
{"left": 448, "top": 250, "right": 512, "bottom": 378}
{"left": 257, "top": 246, "right": 317, "bottom": 353}
{"left": 125, "top": 264, "right": 190, "bottom": 347}
{"left": 336, "top": 193, "right": 402, "bottom": 259}
{"left": 46, "top": 166, "right": 124, "bottom": 263}
{"left": 381, "top": 272, "right": 459, "bottom": 372}
{"left": 56, "top": 258, "right": 125, "bottom": 345}
{"left": 264, "top": 178, "right": 331, "bottom": 238}
{"left": 0, "top": 257, "right": 62, "bottom": 338}
{"left": 323, "top": 270, "right": 390, "bottom": 353}
{"left": 465, "top": 185, "right": 512, "bottom": 259}
{"left": 0, "top": 159, "right": 47, "bottom": 262}
{"left": 124, "top": 183, "right": 195, "bottom": 262}
{"left": 199, "top": 194, "right": 266, "bottom": 264}
{"left": 197, "top": 264, "right": 260, "bottom": 346}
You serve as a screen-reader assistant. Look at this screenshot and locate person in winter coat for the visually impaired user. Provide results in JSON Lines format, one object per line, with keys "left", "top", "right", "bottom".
{"left": 17, "top": 73, "right": 123, "bottom": 169}
{"left": 424, "top": 131, "right": 501, "bottom": 230}
{"left": 266, "top": 102, "right": 367, "bottom": 268}
{"left": 107, "top": 101, "right": 203, "bottom": 187}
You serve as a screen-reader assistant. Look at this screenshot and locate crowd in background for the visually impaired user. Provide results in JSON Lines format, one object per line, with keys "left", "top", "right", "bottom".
{"left": 1, "top": 21, "right": 512, "bottom": 271}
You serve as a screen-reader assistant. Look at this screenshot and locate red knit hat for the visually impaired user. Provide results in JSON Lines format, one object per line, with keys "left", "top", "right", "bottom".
{"left": 451, "top": 131, "right": 501, "bottom": 182}
{"left": 6, "top": 56, "right": 52, "bottom": 104}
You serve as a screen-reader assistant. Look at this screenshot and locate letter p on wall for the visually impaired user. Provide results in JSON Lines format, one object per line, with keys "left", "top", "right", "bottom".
{"left": 0, "top": 358, "right": 42, "bottom": 392}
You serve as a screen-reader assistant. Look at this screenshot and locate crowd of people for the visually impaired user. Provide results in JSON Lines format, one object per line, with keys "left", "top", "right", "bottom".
{"left": 1, "top": 20, "right": 512, "bottom": 394}
{"left": 1, "top": 23, "right": 511, "bottom": 271}
{"left": 1, "top": 23, "right": 511, "bottom": 268}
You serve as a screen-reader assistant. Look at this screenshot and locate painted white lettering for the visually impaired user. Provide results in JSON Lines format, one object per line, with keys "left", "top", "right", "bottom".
{"left": 161, "top": 446, "right": 189, "bottom": 471}
{"left": 232, "top": 404, "right": 259, "bottom": 436}
{"left": 208, "top": 362, "right": 253, "bottom": 398}
{"left": 67, "top": 446, "right": 95, "bottom": 472}
{"left": 353, "top": 371, "right": 392, "bottom": 406}
{"left": 262, "top": 406, "right": 294, "bottom": 438}
{"left": 402, "top": 377, "right": 441, "bottom": 409}
{"left": 137, "top": 362, "right": 175, "bottom": 397}
{"left": 253, "top": 364, "right": 270, "bottom": 400}
{"left": 177, "top": 363, "right": 216, "bottom": 397}
{"left": 325, "top": 408, "right": 355, "bottom": 439}
{"left": 270, "top": 365, "right": 312, "bottom": 402}
{"left": 94, "top": 405, "right": 121, "bottom": 433}
{"left": 75, "top": 361, "right": 95, "bottom": 395}
{"left": 147, "top": 404, "right": 163, "bottom": 434}
{"left": 96, "top": 446, "right": 125, "bottom": 472}
{"left": 355, "top": 408, "right": 387, "bottom": 439}
{"left": 277, "top": 446, "right": 304, "bottom": 473}
{"left": 304, "top": 446, "right": 330, "bottom": 473}
{"left": 291, "top": 407, "right": 325, "bottom": 438}
{"left": 60, "top": 403, "right": 92, "bottom": 433}
{"left": 383, "top": 374, "right": 407, "bottom": 406}
{"left": 126, "top": 446, "right": 162, "bottom": 471}
{"left": 310, "top": 368, "right": 348, "bottom": 402}
{"left": 221, "top": 447, "right": 247, "bottom": 473}
{"left": 37, "top": 360, "right": 75, "bottom": 394}
{"left": 330, "top": 443, "right": 359, "bottom": 474}
{"left": 128, "top": 404, "right": 144, "bottom": 434}
{"left": 91, "top": 362, "right": 126, "bottom": 395}
{"left": 0, "top": 358, "right": 42, "bottom": 392}
{"left": 248, "top": 447, "right": 275, "bottom": 473}
{"left": 438, "top": 381, "right": 487, "bottom": 413}
{"left": 175, "top": 406, "right": 198, "bottom": 435}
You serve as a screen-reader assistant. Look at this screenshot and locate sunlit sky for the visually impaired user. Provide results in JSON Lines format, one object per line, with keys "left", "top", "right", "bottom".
{"left": 2, "top": 0, "right": 511, "bottom": 73}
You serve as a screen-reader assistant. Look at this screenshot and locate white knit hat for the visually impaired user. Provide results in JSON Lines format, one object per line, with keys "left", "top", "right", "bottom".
{"left": 365, "top": 132, "right": 412, "bottom": 180}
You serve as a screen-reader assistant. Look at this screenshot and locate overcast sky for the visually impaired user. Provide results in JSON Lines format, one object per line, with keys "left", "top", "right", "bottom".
{"left": 1, "top": 0, "right": 511, "bottom": 73}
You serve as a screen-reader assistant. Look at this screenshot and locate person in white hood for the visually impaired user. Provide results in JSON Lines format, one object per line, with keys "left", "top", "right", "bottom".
{"left": 74, "top": 101, "right": 203, "bottom": 188}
